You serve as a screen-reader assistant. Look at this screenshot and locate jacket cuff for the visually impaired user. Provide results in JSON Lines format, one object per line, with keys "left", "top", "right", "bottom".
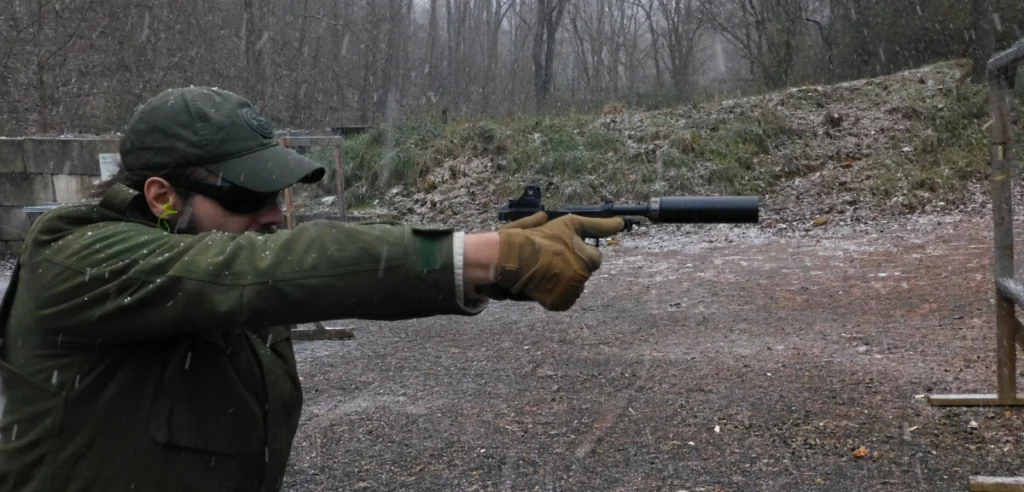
{"left": 453, "top": 231, "right": 488, "bottom": 314}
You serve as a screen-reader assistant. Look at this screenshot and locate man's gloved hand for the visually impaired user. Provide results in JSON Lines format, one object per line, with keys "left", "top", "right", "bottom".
{"left": 480, "top": 212, "right": 624, "bottom": 311}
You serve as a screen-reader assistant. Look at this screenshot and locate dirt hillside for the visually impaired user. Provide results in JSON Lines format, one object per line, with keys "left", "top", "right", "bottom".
{"left": 295, "top": 59, "right": 1008, "bottom": 236}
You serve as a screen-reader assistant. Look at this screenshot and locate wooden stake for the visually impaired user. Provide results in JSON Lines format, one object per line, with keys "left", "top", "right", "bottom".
{"left": 291, "top": 322, "right": 354, "bottom": 341}
{"left": 969, "top": 475, "right": 1024, "bottom": 491}
{"left": 988, "top": 70, "right": 1018, "bottom": 400}
{"left": 279, "top": 136, "right": 296, "bottom": 230}
{"left": 334, "top": 143, "right": 346, "bottom": 220}
{"left": 285, "top": 187, "right": 294, "bottom": 229}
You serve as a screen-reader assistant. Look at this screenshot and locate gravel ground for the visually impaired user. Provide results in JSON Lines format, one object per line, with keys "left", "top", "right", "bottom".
{"left": 281, "top": 210, "right": 1024, "bottom": 492}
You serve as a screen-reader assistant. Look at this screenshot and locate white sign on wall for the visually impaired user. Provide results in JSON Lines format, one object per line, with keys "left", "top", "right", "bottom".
{"left": 98, "top": 153, "right": 121, "bottom": 181}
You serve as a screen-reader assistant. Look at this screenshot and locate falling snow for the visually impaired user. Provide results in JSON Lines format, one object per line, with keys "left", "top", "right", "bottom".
{"left": 0, "top": 4, "right": 1018, "bottom": 491}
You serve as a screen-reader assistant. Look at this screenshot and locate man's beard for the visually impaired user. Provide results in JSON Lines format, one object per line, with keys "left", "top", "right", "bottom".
{"left": 167, "top": 208, "right": 279, "bottom": 235}
{"left": 253, "top": 225, "right": 278, "bottom": 234}
{"left": 167, "top": 206, "right": 200, "bottom": 235}
{"left": 168, "top": 218, "right": 200, "bottom": 235}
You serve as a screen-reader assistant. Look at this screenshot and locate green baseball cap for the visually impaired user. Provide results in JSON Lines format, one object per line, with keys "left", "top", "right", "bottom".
{"left": 119, "top": 87, "right": 326, "bottom": 193}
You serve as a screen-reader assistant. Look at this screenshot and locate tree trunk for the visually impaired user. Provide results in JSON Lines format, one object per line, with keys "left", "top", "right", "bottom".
{"left": 971, "top": 0, "right": 995, "bottom": 83}
{"left": 533, "top": 0, "right": 567, "bottom": 111}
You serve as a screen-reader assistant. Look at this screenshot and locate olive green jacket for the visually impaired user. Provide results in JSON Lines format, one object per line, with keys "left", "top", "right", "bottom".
{"left": 0, "top": 184, "right": 486, "bottom": 492}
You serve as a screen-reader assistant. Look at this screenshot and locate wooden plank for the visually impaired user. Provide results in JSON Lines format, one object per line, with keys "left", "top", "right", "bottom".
{"left": 291, "top": 322, "right": 354, "bottom": 341}
{"left": 278, "top": 136, "right": 347, "bottom": 147}
{"left": 999, "top": 278, "right": 1024, "bottom": 307}
{"left": 970, "top": 475, "right": 1024, "bottom": 491}
{"left": 928, "top": 394, "right": 1024, "bottom": 406}
{"left": 988, "top": 38, "right": 1024, "bottom": 73}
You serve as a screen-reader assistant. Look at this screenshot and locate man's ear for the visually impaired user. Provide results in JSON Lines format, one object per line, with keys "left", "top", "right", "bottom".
{"left": 141, "top": 177, "right": 182, "bottom": 217}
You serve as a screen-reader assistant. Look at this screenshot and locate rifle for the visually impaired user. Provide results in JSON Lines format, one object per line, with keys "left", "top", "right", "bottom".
{"left": 497, "top": 184, "right": 760, "bottom": 243}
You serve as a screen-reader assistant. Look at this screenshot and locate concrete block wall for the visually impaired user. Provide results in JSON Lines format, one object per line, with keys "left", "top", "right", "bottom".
{"left": 0, "top": 136, "right": 120, "bottom": 256}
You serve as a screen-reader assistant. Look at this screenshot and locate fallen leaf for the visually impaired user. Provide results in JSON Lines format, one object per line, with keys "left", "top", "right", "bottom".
{"left": 853, "top": 446, "right": 869, "bottom": 458}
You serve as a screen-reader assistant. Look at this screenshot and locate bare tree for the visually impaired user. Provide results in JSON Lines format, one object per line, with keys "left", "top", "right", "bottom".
{"left": 971, "top": 0, "right": 996, "bottom": 82}
{"left": 533, "top": 0, "right": 569, "bottom": 110}
{"left": 705, "top": 0, "right": 812, "bottom": 89}
{"left": 656, "top": 0, "right": 705, "bottom": 100}
{"left": 1, "top": 0, "right": 1021, "bottom": 134}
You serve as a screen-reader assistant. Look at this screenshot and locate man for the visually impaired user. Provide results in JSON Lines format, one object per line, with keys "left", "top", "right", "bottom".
{"left": 0, "top": 87, "right": 623, "bottom": 491}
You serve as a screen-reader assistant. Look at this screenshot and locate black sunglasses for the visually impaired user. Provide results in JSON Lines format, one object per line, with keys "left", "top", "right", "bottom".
{"left": 167, "top": 178, "right": 279, "bottom": 215}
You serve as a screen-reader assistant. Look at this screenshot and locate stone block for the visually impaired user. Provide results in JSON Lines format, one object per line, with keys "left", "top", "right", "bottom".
{"left": 24, "top": 137, "right": 120, "bottom": 175}
{"left": 0, "top": 173, "right": 55, "bottom": 206}
{"left": 0, "top": 138, "right": 25, "bottom": 173}
{"left": 0, "top": 206, "right": 29, "bottom": 240}
{"left": 53, "top": 174, "right": 100, "bottom": 203}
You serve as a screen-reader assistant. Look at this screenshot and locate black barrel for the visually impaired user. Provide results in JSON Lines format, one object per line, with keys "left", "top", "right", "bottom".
{"left": 650, "top": 196, "right": 760, "bottom": 224}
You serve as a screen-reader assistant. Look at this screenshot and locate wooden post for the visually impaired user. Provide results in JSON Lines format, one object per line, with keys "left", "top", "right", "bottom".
{"left": 279, "top": 136, "right": 296, "bottom": 230}
{"left": 334, "top": 142, "right": 346, "bottom": 220}
{"left": 285, "top": 188, "right": 295, "bottom": 229}
{"left": 989, "top": 68, "right": 1018, "bottom": 401}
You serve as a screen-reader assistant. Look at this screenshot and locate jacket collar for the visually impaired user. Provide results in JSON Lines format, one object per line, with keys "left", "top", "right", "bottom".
{"left": 98, "top": 184, "right": 155, "bottom": 223}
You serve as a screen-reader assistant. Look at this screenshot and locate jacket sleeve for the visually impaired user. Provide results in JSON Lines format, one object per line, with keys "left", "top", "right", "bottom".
{"left": 22, "top": 214, "right": 488, "bottom": 345}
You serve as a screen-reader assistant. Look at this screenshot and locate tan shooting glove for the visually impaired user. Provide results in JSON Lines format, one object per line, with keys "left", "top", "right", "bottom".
{"left": 481, "top": 212, "right": 624, "bottom": 311}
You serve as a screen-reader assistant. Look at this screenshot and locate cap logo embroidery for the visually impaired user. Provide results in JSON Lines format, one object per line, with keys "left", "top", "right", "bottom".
{"left": 241, "top": 107, "right": 274, "bottom": 138}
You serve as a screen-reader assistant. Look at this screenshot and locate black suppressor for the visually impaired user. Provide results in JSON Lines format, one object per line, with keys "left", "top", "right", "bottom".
{"left": 497, "top": 185, "right": 760, "bottom": 234}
